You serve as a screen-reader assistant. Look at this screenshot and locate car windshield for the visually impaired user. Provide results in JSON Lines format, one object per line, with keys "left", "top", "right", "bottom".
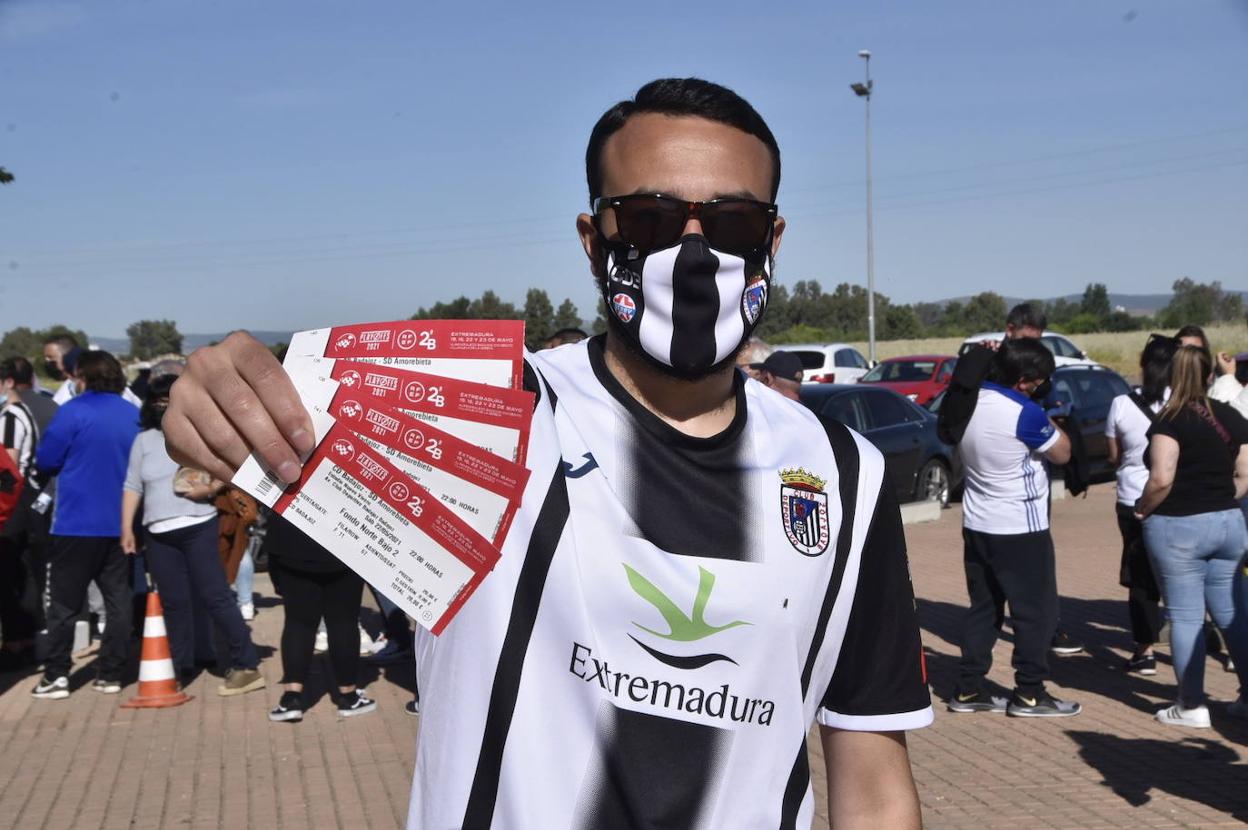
{"left": 862, "top": 360, "right": 937, "bottom": 383}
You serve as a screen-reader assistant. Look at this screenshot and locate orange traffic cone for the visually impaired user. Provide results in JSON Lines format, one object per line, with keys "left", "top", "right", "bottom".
{"left": 122, "top": 591, "right": 192, "bottom": 709}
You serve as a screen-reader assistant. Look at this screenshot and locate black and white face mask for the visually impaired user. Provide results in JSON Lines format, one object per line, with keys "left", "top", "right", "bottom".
{"left": 601, "top": 234, "right": 771, "bottom": 378}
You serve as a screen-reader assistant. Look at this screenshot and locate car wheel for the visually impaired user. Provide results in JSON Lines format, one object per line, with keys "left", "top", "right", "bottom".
{"left": 917, "top": 459, "right": 950, "bottom": 508}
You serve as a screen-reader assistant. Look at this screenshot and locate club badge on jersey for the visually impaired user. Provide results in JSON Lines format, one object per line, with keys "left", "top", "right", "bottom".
{"left": 779, "top": 468, "right": 830, "bottom": 556}
{"left": 602, "top": 234, "right": 771, "bottom": 377}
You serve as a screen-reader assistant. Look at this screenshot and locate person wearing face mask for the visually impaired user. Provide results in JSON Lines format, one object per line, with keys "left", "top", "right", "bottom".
{"left": 162, "top": 78, "right": 932, "bottom": 829}
{"left": 42, "top": 334, "right": 79, "bottom": 404}
{"left": 120, "top": 375, "right": 265, "bottom": 695}
{"left": 949, "top": 338, "right": 1080, "bottom": 718}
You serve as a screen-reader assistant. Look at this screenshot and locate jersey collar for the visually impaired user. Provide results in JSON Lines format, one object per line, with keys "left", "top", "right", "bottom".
{"left": 982, "top": 381, "right": 1033, "bottom": 406}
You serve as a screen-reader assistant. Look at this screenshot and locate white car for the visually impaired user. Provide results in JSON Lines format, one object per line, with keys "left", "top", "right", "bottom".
{"left": 781, "top": 343, "right": 872, "bottom": 384}
{"left": 959, "top": 331, "right": 1097, "bottom": 367}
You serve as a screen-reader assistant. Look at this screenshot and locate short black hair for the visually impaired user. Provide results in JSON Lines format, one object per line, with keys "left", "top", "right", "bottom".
{"left": 76, "top": 351, "right": 126, "bottom": 394}
{"left": 989, "top": 337, "right": 1056, "bottom": 387}
{"left": 585, "top": 78, "right": 781, "bottom": 204}
{"left": 1007, "top": 303, "right": 1047, "bottom": 332}
{"left": 0, "top": 356, "right": 34, "bottom": 386}
{"left": 140, "top": 374, "right": 177, "bottom": 430}
{"left": 43, "top": 333, "right": 79, "bottom": 351}
{"left": 1173, "top": 324, "right": 1211, "bottom": 358}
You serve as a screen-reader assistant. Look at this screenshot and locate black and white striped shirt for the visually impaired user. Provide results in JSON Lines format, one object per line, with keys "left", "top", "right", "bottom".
{"left": 408, "top": 336, "right": 932, "bottom": 829}
{"left": 1, "top": 399, "right": 36, "bottom": 479}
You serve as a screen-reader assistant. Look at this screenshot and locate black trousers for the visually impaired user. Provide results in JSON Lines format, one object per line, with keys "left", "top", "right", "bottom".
{"left": 44, "top": 535, "right": 133, "bottom": 679}
{"left": 958, "top": 528, "right": 1059, "bottom": 696}
{"left": 271, "top": 559, "right": 362, "bottom": 688}
{"left": 1115, "top": 504, "right": 1164, "bottom": 646}
{"left": 145, "top": 517, "right": 259, "bottom": 673}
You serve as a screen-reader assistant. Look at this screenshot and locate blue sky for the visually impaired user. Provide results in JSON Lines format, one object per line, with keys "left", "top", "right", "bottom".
{"left": 2, "top": 0, "right": 1246, "bottom": 339}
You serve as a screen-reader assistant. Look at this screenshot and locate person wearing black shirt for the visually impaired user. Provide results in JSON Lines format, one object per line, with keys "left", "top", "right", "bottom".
{"left": 1136, "top": 345, "right": 1248, "bottom": 728}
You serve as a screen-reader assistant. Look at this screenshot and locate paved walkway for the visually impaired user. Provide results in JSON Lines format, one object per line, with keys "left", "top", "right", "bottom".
{"left": 2, "top": 482, "right": 1247, "bottom": 828}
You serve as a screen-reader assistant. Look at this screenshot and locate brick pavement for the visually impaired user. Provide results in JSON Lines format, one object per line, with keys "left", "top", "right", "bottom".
{"left": 2, "top": 482, "right": 1247, "bottom": 828}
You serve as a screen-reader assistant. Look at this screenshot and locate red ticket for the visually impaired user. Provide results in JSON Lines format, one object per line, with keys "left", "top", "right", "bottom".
{"left": 286, "top": 356, "right": 533, "bottom": 462}
{"left": 287, "top": 320, "right": 525, "bottom": 389}
{"left": 234, "top": 419, "right": 499, "bottom": 634}
{"left": 322, "top": 383, "right": 529, "bottom": 545}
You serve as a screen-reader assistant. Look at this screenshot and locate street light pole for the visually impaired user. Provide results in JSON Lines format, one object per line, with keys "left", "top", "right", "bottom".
{"left": 850, "top": 50, "right": 876, "bottom": 364}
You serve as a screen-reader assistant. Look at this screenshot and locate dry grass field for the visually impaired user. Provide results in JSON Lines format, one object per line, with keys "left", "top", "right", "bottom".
{"left": 839, "top": 323, "right": 1248, "bottom": 379}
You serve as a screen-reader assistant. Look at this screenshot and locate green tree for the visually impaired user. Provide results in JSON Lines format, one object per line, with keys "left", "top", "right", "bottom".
{"left": 591, "top": 297, "right": 608, "bottom": 334}
{"left": 1, "top": 325, "right": 92, "bottom": 370}
{"left": 468, "top": 290, "right": 520, "bottom": 320}
{"left": 0, "top": 167, "right": 13, "bottom": 185}
{"left": 960, "top": 292, "right": 1008, "bottom": 333}
{"left": 523, "top": 288, "right": 556, "bottom": 350}
{"left": 411, "top": 296, "right": 473, "bottom": 319}
{"left": 1159, "top": 277, "right": 1244, "bottom": 328}
{"left": 882, "top": 305, "right": 924, "bottom": 340}
{"left": 1047, "top": 298, "right": 1079, "bottom": 328}
{"left": 126, "top": 319, "right": 184, "bottom": 359}
{"left": 552, "top": 298, "right": 583, "bottom": 332}
{"left": 1080, "top": 283, "right": 1111, "bottom": 320}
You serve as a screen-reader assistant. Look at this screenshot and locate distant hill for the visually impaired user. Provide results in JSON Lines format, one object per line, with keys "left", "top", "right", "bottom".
{"left": 934, "top": 291, "right": 1248, "bottom": 316}
{"left": 90, "top": 330, "right": 293, "bottom": 355}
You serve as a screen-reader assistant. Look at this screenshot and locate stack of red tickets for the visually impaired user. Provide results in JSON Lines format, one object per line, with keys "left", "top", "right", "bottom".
{"left": 233, "top": 321, "right": 533, "bottom": 634}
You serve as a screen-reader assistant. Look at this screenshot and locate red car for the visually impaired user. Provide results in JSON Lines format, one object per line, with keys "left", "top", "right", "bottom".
{"left": 857, "top": 355, "right": 957, "bottom": 406}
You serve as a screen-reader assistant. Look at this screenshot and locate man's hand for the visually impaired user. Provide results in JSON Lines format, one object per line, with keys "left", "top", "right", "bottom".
{"left": 120, "top": 528, "right": 137, "bottom": 555}
{"left": 1218, "top": 351, "right": 1237, "bottom": 377}
{"left": 164, "top": 332, "right": 315, "bottom": 485}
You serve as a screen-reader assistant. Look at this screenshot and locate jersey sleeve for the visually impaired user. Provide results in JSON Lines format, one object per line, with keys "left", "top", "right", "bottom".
{"left": 1016, "top": 400, "right": 1058, "bottom": 452}
{"left": 1, "top": 409, "right": 25, "bottom": 451}
{"left": 817, "top": 478, "right": 933, "bottom": 731}
{"left": 1105, "top": 396, "right": 1125, "bottom": 439}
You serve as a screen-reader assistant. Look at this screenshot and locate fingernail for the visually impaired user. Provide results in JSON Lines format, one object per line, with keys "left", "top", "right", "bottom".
{"left": 278, "top": 460, "right": 302, "bottom": 484}
{"left": 291, "top": 428, "right": 315, "bottom": 455}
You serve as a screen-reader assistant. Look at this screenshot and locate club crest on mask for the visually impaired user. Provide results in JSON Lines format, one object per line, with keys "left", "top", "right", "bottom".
{"left": 743, "top": 277, "right": 768, "bottom": 325}
{"left": 611, "top": 293, "right": 637, "bottom": 323}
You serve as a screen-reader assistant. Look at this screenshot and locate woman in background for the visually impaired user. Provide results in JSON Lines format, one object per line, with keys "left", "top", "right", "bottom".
{"left": 1136, "top": 345, "right": 1248, "bottom": 727}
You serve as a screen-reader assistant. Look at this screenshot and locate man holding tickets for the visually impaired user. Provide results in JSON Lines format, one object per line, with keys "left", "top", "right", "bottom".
{"left": 166, "top": 79, "right": 932, "bottom": 829}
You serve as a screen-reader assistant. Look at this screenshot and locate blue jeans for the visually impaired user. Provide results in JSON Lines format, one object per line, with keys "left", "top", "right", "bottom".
{"left": 145, "top": 517, "right": 260, "bottom": 673}
{"left": 1143, "top": 509, "right": 1248, "bottom": 706}
{"left": 234, "top": 546, "right": 254, "bottom": 607}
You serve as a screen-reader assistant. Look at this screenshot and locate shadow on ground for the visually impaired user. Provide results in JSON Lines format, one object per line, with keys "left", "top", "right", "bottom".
{"left": 1068, "top": 730, "right": 1248, "bottom": 820}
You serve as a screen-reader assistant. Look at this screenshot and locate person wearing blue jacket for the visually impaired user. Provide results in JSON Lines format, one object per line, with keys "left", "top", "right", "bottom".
{"left": 31, "top": 351, "right": 140, "bottom": 699}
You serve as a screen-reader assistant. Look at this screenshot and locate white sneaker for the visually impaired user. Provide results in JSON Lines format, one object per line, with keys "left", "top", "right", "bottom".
{"left": 359, "top": 625, "right": 375, "bottom": 656}
{"left": 1155, "top": 703, "right": 1211, "bottom": 728}
{"left": 314, "top": 630, "right": 329, "bottom": 654}
{"left": 239, "top": 602, "right": 255, "bottom": 621}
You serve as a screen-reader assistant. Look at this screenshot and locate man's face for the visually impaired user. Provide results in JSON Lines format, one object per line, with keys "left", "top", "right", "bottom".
{"left": 578, "top": 113, "right": 785, "bottom": 282}
{"left": 1006, "top": 325, "right": 1043, "bottom": 340}
{"left": 43, "top": 343, "right": 63, "bottom": 370}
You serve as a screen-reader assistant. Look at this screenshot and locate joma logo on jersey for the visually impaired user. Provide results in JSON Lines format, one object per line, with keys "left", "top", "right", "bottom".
{"left": 625, "top": 564, "right": 749, "bottom": 669}
{"left": 780, "top": 468, "right": 830, "bottom": 556}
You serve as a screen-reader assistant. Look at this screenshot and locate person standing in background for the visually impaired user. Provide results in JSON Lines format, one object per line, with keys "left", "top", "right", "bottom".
{"left": 749, "top": 350, "right": 804, "bottom": 401}
{"left": 1135, "top": 345, "right": 1248, "bottom": 727}
{"left": 1105, "top": 335, "right": 1175, "bottom": 675}
{"left": 121, "top": 375, "right": 266, "bottom": 695}
{"left": 31, "top": 351, "right": 139, "bottom": 699}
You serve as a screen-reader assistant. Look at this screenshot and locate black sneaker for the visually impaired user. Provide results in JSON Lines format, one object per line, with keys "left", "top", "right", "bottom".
{"left": 1006, "top": 689, "right": 1081, "bottom": 718}
{"left": 1125, "top": 653, "right": 1157, "bottom": 676}
{"left": 1050, "top": 631, "right": 1085, "bottom": 655}
{"left": 31, "top": 674, "right": 69, "bottom": 700}
{"left": 268, "top": 691, "right": 305, "bottom": 723}
{"left": 338, "top": 689, "right": 377, "bottom": 718}
{"left": 946, "top": 691, "right": 1008, "bottom": 713}
{"left": 92, "top": 678, "right": 122, "bottom": 694}
{"left": 404, "top": 699, "right": 420, "bottom": 716}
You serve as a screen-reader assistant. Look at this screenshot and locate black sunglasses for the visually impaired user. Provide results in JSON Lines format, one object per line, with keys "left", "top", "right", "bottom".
{"left": 592, "top": 193, "right": 778, "bottom": 256}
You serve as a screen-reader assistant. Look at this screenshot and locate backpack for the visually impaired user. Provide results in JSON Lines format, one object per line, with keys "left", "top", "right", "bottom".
{"left": 0, "top": 449, "right": 23, "bottom": 534}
